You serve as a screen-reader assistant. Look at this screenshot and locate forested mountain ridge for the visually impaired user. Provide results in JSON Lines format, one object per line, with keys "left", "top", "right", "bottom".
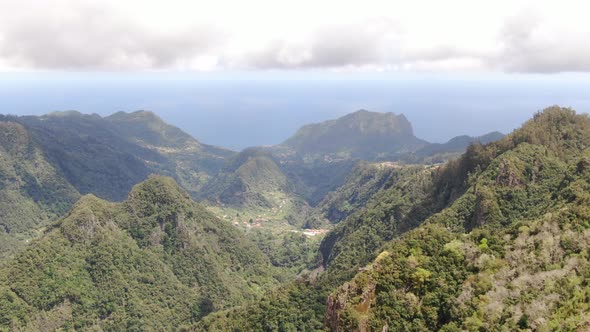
{"left": 269, "top": 111, "right": 502, "bottom": 210}
{"left": 196, "top": 148, "right": 314, "bottom": 228}
{"left": 0, "top": 176, "right": 282, "bottom": 330}
{"left": 324, "top": 106, "right": 590, "bottom": 331}
{"left": 304, "top": 161, "right": 431, "bottom": 229}
{"left": 104, "top": 111, "right": 233, "bottom": 185}
{"left": 198, "top": 106, "right": 590, "bottom": 331}
{"left": 0, "top": 107, "right": 511, "bottom": 330}
{"left": 198, "top": 148, "right": 290, "bottom": 208}
{"left": 0, "top": 121, "right": 80, "bottom": 257}
{"left": 0, "top": 109, "right": 500, "bottom": 245}
{"left": 15, "top": 110, "right": 233, "bottom": 199}
{"left": 0, "top": 111, "right": 234, "bottom": 256}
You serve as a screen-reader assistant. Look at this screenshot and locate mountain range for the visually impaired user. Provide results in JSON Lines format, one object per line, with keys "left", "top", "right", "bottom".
{"left": 0, "top": 108, "right": 499, "bottom": 254}
{"left": 0, "top": 110, "right": 234, "bottom": 257}
{"left": 200, "top": 110, "right": 504, "bottom": 229}
{"left": 0, "top": 105, "right": 531, "bottom": 331}
{"left": 198, "top": 106, "right": 590, "bottom": 331}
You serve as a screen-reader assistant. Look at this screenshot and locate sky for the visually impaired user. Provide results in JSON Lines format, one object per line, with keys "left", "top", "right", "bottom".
{"left": 0, "top": 0, "right": 589, "bottom": 149}
{"left": 1, "top": 0, "right": 589, "bottom": 72}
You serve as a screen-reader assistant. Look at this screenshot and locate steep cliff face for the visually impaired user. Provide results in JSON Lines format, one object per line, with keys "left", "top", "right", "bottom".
{"left": 281, "top": 110, "right": 427, "bottom": 161}
{"left": 325, "top": 275, "right": 378, "bottom": 332}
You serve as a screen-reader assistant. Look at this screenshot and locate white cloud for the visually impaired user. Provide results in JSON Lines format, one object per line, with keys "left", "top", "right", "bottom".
{"left": 0, "top": 0, "right": 224, "bottom": 70}
{"left": 495, "top": 5, "right": 590, "bottom": 72}
{"left": 0, "top": 0, "right": 588, "bottom": 72}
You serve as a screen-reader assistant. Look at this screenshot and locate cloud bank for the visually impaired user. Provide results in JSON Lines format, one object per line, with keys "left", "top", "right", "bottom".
{"left": 0, "top": 0, "right": 589, "bottom": 73}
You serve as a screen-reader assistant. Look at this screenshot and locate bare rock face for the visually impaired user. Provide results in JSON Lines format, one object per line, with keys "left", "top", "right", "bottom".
{"left": 324, "top": 278, "right": 377, "bottom": 331}
{"left": 324, "top": 282, "right": 350, "bottom": 331}
{"left": 495, "top": 160, "right": 523, "bottom": 187}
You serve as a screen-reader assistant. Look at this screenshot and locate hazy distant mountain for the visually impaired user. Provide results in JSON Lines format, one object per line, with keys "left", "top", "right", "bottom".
{"left": 415, "top": 131, "right": 505, "bottom": 157}
{"left": 280, "top": 110, "right": 428, "bottom": 161}
{"left": 10, "top": 110, "right": 233, "bottom": 200}
{"left": 277, "top": 110, "right": 504, "bottom": 164}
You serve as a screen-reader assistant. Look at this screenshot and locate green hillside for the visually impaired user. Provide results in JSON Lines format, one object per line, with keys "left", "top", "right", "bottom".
{"left": 0, "top": 121, "right": 80, "bottom": 257}
{"left": 304, "top": 161, "right": 426, "bottom": 228}
{"left": 198, "top": 106, "right": 590, "bottom": 331}
{"left": 0, "top": 176, "right": 281, "bottom": 330}
{"left": 105, "top": 111, "right": 233, "bottom": 192}
{"left": 199, "top": 148, "right": 290, "bottom": 207}
{"left": 0, "top": 111, "right": 233, "bottom": 257}
{"left": 198, "top": 148, "right": 312, "bottom": 230}
{"left": 16, "top": 111, "right": 233, "bottom": 200}
{"left": 325, "top": 106, "right": 590, "bottom": 331}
